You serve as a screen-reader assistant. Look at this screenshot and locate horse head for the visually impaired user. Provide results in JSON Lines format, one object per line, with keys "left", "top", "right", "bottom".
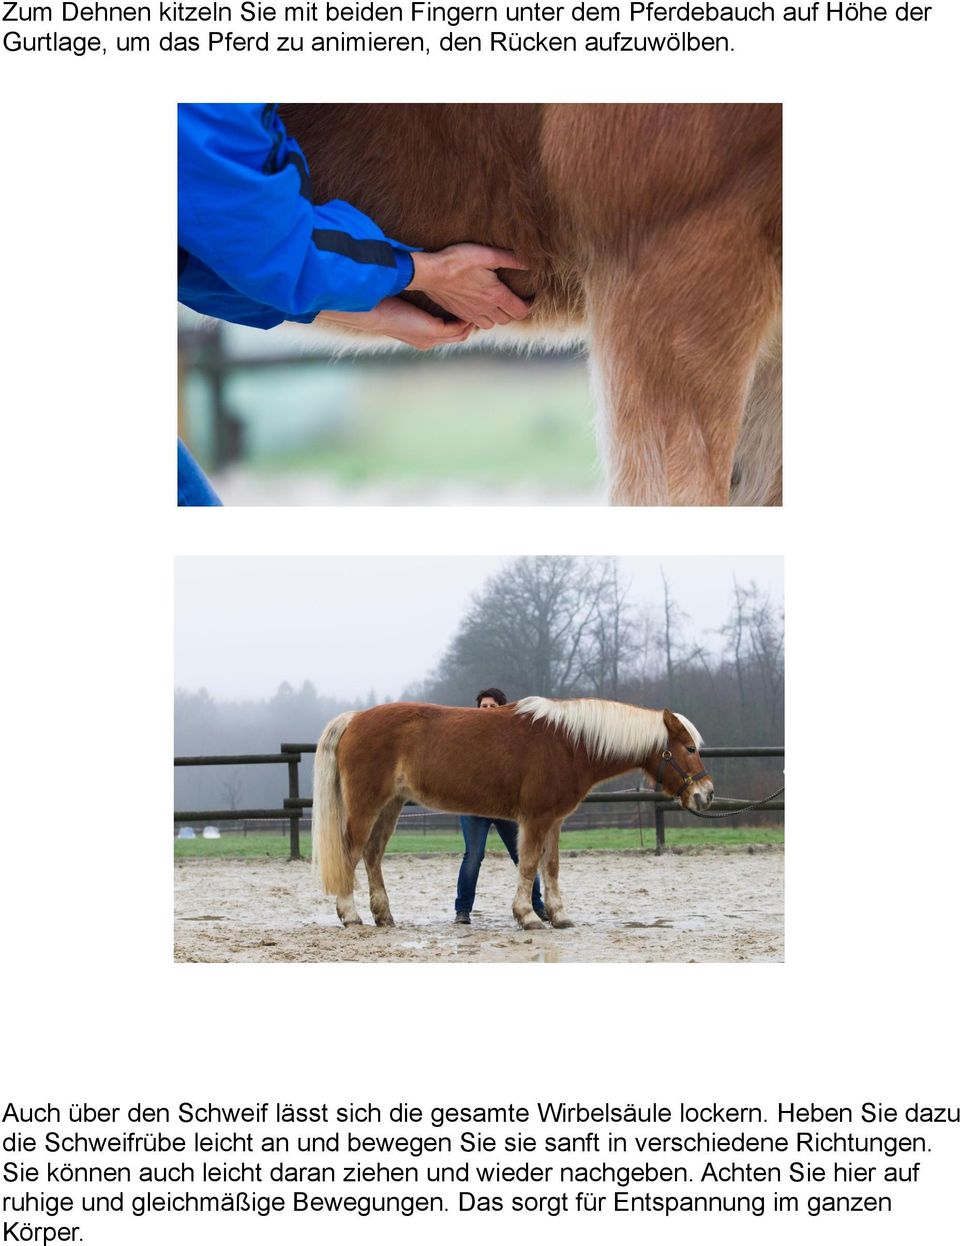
{"left": 656, "top": 710, "right": 715, "bottom": 812}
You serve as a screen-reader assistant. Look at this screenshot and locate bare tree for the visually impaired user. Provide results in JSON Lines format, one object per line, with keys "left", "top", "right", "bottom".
{"left": 220, "top": 770, "right": 244, "bottom": 811}
{"left": 585, "top": 560, "right": 637, "bottom": 697}
{"left": 657, "top": 569, "right": 696, "bottom": 702}
{"left": 421, "top": 556, "right": 639, "bottom": 704}
{"left": 745, "top": 588, "right": 785, "bottom": 736}
{"left": 720, "top": 576, "right": 750, "bottom": 723}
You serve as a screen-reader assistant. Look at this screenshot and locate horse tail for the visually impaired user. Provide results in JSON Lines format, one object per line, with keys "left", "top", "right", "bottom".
{"left": 312, "top": 711, "right": 357, "bottom": 895}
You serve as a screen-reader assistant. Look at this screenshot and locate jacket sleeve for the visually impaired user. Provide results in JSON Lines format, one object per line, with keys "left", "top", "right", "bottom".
{"left": 178, "top": 104, "right": 415, "bottom": 317}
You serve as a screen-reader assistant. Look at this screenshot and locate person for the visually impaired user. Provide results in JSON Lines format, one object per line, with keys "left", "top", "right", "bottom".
{"left": 455, "top": 687, "right": 546, "bottom": 926}
{"left": 177, "top": 104, "right": 530, "bottom": 504}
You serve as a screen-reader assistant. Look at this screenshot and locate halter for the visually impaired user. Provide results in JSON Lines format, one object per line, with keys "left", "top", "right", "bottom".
{"left": 656, "top": 749, "right": 710, "bottom": 799}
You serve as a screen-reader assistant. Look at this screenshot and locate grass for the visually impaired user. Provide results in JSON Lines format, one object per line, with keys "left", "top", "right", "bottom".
{"left": 190, "top": 356, "right": 599, "bottom": 490}
{"left": 174, "top": 826, "right": 784, "bottom": 860}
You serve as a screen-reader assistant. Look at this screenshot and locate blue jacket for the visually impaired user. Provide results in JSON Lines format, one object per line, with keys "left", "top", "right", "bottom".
{"left": 178, "top": 104, "right": 416, "bottom": 329}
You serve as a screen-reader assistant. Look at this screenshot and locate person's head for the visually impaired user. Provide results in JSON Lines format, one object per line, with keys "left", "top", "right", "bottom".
{"left": 476, "top": 687, "right": 507, "bottom": 709}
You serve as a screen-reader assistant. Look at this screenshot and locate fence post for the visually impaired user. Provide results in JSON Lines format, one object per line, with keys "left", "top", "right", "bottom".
{"left": 655, "top": 804, "right": 665, "bottom": 855}
{"left": 286, "top": 754, "right": 301, "bottom": 861}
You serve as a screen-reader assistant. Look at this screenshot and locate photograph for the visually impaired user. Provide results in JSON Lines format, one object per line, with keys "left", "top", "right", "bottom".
{"left": 178, "top": 103, "right": 782, "bottom": 507}
{"left": 174, "top": 555, "right": 784, "bottom": 963}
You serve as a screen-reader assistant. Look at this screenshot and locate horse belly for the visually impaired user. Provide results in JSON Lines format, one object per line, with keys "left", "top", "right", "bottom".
{"left": 399, "top": 754, "right": 518, "bottom": 821}
{"left": 401, "top": 775, "right": 517, "bottom": 821}
{"left": 280, "top": 103, "right": 584, "bottom": 334}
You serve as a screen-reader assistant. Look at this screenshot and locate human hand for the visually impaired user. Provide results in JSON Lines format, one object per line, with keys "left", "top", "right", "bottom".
{"left": 315, "top": 298, "right": 474, "bottom": 350}
{"left": 406, "top": 244, "right": 531, "bottom": 329}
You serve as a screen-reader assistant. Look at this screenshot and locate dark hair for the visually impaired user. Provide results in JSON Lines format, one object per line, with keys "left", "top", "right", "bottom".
{"left": 476, "top": 687, "right": 507, "bottom": 706}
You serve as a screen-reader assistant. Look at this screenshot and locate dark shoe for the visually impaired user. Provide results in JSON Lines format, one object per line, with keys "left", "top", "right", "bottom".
{"left": 454, "top": 912, "right": 471, "bottom": 925}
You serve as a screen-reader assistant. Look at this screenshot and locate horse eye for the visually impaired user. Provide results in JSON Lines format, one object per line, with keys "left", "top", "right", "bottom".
{"left": 686, "top": 746, "right": 696, "bottom": 754}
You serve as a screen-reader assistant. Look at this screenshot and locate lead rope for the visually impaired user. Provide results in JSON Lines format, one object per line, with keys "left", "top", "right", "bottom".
{"left": 680, "top": 784, "right": 785, "bottom": 819}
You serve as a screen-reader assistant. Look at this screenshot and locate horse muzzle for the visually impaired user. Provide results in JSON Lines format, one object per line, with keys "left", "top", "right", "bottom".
{"left": 685, "top": 779, "right": 715, "bottom": 811}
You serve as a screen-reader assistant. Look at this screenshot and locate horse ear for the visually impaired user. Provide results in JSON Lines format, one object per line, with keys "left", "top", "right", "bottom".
{"left": 662, "top": 709, "right": 687, "bottom": 740}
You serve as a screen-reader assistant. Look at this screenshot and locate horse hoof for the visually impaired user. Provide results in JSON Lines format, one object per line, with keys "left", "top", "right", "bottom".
{"left": 341, "top": 918, "right": 363, "bottom": 927}
{"left": 551, "top": 917, "right": 574, "bottom": 929}
{"left": 519, "top": 915, "right": 544, "bottom": 931}
{"left": 374, "top": 916, "right": 395, "bottom": 927}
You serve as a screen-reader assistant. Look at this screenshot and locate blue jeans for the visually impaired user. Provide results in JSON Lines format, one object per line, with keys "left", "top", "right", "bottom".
{"left": 456, "top": 816, "right": 544, "bottom": 916}
{"left": 178, "top": 439, "right": 222, "bottom": 507}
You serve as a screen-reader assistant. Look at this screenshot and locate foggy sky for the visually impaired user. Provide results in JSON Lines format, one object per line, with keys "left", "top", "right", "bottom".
{"left": 174, "top": 557, "right": 783, "bottom": 702}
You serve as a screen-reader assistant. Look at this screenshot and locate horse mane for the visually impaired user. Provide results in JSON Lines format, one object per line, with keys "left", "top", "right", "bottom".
{"left": 514, "top": 696, "right": 702, "bottom": 763}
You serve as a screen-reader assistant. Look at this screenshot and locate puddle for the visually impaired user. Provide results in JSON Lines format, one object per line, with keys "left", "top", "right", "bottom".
{"left": 623, "top": 915, "right": 708, "bottom": 931}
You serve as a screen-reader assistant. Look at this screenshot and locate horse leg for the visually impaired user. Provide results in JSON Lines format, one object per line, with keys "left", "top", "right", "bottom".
{"left": 335, "top": 789, "right": 385, "bottom": 926}
{"left": 363, "top": 797, "right": 404, "bottom": 927}
{"left": 730, "top": 313, "right": 782, "bottom": 505}
{"left": 334, "top": 831, "right": 365, "bottom": 926}
{"left": 540, "top": 820, "right": 573, "bottom": 929}
{"left": 512, "top": 817, "right": 552, "bottom": 930}
{"left": 586, "top": 205, "right": 781, "bottom": 506}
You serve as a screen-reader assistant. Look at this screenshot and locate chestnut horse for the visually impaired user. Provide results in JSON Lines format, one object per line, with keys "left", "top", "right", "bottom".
{"left": 312, "top": 697, "right": 713, "bottom": 930}
{"left": 282, "top": 104, "right": 781, "bottom": 506}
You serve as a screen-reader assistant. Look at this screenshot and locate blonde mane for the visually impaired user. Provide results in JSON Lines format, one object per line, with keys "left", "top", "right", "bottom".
{"left": 514, "top": 696, "right": 702, "bottom": 763}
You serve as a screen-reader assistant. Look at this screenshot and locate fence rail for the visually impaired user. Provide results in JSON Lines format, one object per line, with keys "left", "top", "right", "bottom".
{"left": 180, "top": 319, "right": 587, "bottom": 470}
{"left": 175, "top": 740, "right": 784, "bottom": 858}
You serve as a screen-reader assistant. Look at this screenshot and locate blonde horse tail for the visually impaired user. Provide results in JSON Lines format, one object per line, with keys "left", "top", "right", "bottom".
{"left": 312, "top": 711, "right": 357, "bottom": 895}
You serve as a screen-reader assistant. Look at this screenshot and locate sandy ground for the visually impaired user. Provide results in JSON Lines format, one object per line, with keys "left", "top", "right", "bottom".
{"left": 174, "top": 847, "right": 783, "bottom": 964}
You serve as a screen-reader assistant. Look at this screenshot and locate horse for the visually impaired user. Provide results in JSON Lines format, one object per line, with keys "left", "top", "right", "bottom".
{"left": 281, "top": 103, "right": 781, "bottom": 506}
{"left": 311, "top": 696, "right": 714, "bottom": 930}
